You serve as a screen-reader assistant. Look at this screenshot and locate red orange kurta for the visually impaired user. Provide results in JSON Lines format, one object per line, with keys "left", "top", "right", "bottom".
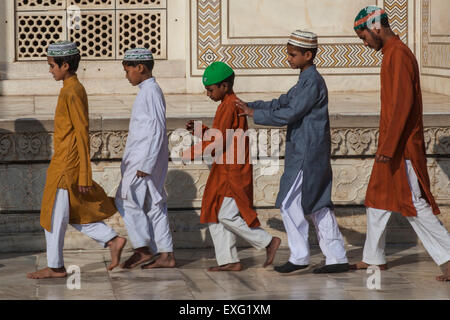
{"left": 40, "top": 75, "right": 117, "bottom": 232}
{"left": 187, "top": 92, "right": 260, "bottom": 227}
{"left": 365, "top": 35, "right": 440, "bottom": 217}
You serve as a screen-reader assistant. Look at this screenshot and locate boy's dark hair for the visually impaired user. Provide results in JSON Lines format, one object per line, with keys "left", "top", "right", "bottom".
{"left": 53, "top": 53, "right": 81, "bottom": 73}
{"left": 122, "top": 60, "right": 155, "bottom": 73}
{"left": 215, "top": 72, "right": 235, "bottom": 89}
{"left": 290, "top": 45, "right": 318, "bottom": 62}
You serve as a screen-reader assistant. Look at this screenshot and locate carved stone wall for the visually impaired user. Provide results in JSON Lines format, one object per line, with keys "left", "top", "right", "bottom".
{"left": 1, "top": 157, "right": 449, "bottom": 214}
{"left": 0, "top": 119, "right": 449, "bottom": 251}
{"left": 420, "top": 0, "right": 450, "bottom": 95}
{"left": 1, "top": 127, "right": 449, "bottom": 162}
{"left": 0, "top": 125, "right": 449, "bottom": 211}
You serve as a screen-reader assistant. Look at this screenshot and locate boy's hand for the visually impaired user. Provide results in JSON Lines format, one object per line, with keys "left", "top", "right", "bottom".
{"left": 181, "top": 148, "right": 191, "bottom": 164}
{"left": 186, "top": 120, "right": 195, "bottom": 134}
{"left": 375, "top": 154, "right": 391, "bottom": 163}
{"left": 236, "top": 99, "right": 254, "bottom": 117}
{"left": 79, "top": 186, "right": 92, "bottom": 194}
{"left": 136, "top": 170, "right": 149, "bottom": 178}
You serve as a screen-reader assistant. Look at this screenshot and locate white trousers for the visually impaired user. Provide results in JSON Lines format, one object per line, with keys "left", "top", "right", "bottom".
{"left": 115, "top": 178, "right": 173, "bottom": 253}
{"left": 280, "top": 170, "right": 348, "bottom": 266}
{"left": 45, "top": 189, "right": 118, "bottom": 268}
{"left": 363, "top": 160, "right": 450, "bottom": 266}
{"left": 208, "top": 197, "right": 273, "bottom": 266}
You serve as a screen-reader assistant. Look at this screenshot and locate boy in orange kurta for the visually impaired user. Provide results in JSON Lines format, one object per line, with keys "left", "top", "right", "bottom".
{"left": 182, "top": 62, "right": 280, "bottom": 271}
{"left": 351, "top": 7, "right": 450, "bottom": 281}
{"left": 27, "top": 41, "right": 126, "bottom": 279}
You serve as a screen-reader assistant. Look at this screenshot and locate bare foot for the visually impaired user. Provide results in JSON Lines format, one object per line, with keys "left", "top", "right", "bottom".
{"left": 264, "top": 237, "right": 281, "bottom": 268}
{"left": 120, "top": 247, "right": 154, "bottom": 269}
{"left": 349, "top": 261, "right": 388, "bottom": 270}
{"left": 207, "top": 262, "right": 243, "bottom": 272}
{"left": 26, "top": 267, "right": 67, "bottom": 279}
{"left": 141, "top": 252, "right": 176, "bottom": 269}
{"left": 436, "top": 262, "right": 450, "bottom": 282}
{"left": 107, "top": 236, "right": 127, "bottom": 271}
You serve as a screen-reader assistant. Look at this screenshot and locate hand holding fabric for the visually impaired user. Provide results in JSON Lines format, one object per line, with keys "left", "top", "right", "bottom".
{"left": 78, "top": 185, "right": 92, "bottom": 194}
{"left": 375, "top": 154, "right": 391, "bottom": 163}
{"left": 136, "top": 170, "right": 149, "bottom": 178}
{"left": 186, "top": 119, "right": 195, "bottom": 134}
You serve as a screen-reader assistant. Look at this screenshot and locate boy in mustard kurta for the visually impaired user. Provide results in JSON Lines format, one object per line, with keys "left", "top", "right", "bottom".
{"left": 27, "top": 41, "right": 126, "bottom": 279}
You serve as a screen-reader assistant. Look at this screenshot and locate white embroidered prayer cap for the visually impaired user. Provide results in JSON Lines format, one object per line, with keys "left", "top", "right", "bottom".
{"left": 123, "top": 48, "right": 154, "bottom": 61}
{"left": 288, "top": 30, "right": 318, "bottom": 49}
{"left": 47, "top": 41, "right": 80, "bottom": 57}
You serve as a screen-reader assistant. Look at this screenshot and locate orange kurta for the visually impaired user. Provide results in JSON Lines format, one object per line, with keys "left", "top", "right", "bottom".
{"left": 187, "top": 92, "right": 260, "bottom": 227}
{"left": 40, "top": 75, "right": 117, "bottom": 232}
{"left": 365, "top": 35, "right": 440, "bottom": 217}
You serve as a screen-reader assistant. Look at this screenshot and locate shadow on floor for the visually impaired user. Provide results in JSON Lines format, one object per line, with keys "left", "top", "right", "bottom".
{"left": 166, "top": 169, "right": 215, "bottom": 267}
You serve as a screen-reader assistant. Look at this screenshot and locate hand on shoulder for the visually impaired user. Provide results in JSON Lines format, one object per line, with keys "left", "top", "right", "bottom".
{"left": 235, "top": 99, "right": 254, "bottom": 117}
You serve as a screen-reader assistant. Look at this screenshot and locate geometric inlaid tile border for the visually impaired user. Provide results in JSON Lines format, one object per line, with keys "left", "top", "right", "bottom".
{"left": 194, "top": 0, "right": 409, "bottom": 71}
{"left": 385, "top": 0, "right": 408, "bottom": 44}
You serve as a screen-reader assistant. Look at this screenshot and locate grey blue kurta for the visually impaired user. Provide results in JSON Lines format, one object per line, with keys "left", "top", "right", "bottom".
{"left": 249, "top": 65, "right": 333, "bottom": 214}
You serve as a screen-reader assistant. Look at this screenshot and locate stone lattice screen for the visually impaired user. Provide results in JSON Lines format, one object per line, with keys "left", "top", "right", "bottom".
{"left": 15, "top": 0, "right": 167, "bottom": 60}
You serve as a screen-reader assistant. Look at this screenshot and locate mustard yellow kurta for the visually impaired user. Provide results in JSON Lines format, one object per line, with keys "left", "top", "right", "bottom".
{"left": 40, "top": 75, "right": 117, "bottom": 232}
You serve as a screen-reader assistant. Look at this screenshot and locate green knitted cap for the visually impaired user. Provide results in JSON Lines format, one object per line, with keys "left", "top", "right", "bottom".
{"left": 202, "top": 61, "right": 234, "bottom": 86}
{"left": 354, "top": 6, "right": 388, "bottom": 31}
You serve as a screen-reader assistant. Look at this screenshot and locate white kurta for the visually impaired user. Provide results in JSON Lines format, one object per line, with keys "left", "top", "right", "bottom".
{"left": 116, "top": 77, "right": 168, "bottom": 207}
{"left": 115, "top": 77, "right": 173, "bottom": 252}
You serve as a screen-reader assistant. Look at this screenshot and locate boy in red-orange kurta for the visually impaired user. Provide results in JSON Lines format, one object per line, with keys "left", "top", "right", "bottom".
{"left": 182, "top": 62, "right": 280, "bottom": 272}
{"left": 351, "top": 6, "right": 450, "bottom": 282}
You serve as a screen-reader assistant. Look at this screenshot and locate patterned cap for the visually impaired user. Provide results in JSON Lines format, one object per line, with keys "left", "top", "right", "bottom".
{"left": 123, "top": 48, "right": 154, "bottom": 61}
{"left": 47, "top": 41, "right": 80, "bottom": 57}
{"left": 288, "top": 30, "right": 318, "bottom": 49}
{"left": 354, "top": 6, "right": 388, "bottom": 31}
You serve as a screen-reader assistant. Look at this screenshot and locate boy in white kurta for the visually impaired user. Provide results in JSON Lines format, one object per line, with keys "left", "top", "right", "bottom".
{"left": 115, "top": 48, "right": 175, "bottom": 269}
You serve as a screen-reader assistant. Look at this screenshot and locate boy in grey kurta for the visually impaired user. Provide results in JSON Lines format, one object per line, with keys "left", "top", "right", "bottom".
{"left": 237, "top": 30, "right": 349, "bottom": 274}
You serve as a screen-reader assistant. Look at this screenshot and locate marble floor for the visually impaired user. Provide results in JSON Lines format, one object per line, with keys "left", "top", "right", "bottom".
{"left": 0, "top": 91, "right": 449, "bottom": 120}
{"left": 0, "top": 245, "right": 448, "bottom": 300}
